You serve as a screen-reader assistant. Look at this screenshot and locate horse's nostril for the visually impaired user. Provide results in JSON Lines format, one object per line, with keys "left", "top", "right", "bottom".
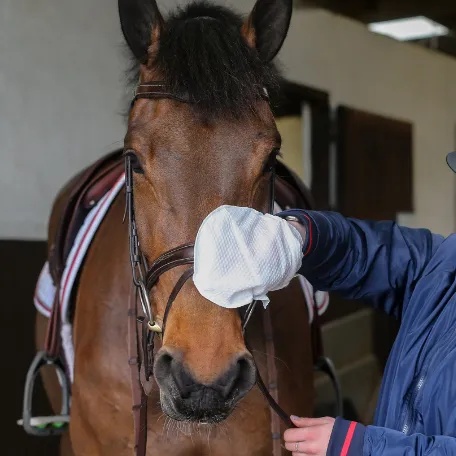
{"left": 154, "top": 351, "right": 174, "bottom": 386}
{"left": 155, "top": 350, "right": 196, "bottom": 398}
{"left": 214, "top": 355, "right": 256, "bottom": 400}
{"left": 160, "top": 353, "right": 173, "bottom": 366}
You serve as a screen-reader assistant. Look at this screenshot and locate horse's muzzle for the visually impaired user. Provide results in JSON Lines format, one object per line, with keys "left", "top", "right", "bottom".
{"left": 154, "top": 348, "right": 257, "bottom": 422}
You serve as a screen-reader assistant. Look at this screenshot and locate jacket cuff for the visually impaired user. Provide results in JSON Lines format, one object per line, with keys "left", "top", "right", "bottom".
{"left": 275, "top": 209, "right": 316, "bottom": 257}
{"left": 327, "top": 417, "right": 365, "bottom": 456}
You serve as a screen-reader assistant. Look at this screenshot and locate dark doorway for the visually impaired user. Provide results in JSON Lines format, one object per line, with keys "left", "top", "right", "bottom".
{"left": 0, "top": 240, "right": 60, "bottom": 455}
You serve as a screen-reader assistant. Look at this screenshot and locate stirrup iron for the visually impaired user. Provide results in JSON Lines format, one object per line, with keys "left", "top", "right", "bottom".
{"left": 20, "top": 351, "right": 70, "bottom": 436}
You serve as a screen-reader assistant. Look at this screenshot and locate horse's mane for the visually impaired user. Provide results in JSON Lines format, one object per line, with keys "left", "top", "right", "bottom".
{"left": 126, "top": 0, "right": 280, "bottom": 118}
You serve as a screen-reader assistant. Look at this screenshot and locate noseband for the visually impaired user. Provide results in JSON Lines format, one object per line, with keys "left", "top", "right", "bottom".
{"left": 125, "top": 81, "right": 293, "bottom": 456}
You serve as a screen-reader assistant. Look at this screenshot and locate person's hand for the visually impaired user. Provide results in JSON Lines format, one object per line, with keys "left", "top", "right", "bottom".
{"left": 283, "top": 416, "right": 335, "bottom": 455}
{"left": 286, "top": 220, "right": 307, "bottom": 246}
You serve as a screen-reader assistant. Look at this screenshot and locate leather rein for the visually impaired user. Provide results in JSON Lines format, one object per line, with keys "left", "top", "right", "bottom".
{"left": 126, "top": 82, "right": 295, "bottom": 456}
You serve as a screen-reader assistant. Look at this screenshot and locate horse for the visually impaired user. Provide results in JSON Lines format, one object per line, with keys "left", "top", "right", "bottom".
{"left": 29, "top": 0, "right": 329, "bottom": 454}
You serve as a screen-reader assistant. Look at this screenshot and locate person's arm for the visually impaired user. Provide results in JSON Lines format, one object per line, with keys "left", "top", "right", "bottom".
{"left": 331, "top": 417, "right": 456, "bottom": 456}
{"left": 284, "top": 416, "right": 456, "bottom": 456}
{"left": 277, "top": 210, "right": 444, "bottom": 318}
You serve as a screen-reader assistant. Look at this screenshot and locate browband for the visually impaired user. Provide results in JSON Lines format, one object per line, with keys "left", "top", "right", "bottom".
{"left": 131, "top": 82, "right": 269, "bottom": 107}
{"left": 132, "top": 82, "right": 191, "bottom": 106}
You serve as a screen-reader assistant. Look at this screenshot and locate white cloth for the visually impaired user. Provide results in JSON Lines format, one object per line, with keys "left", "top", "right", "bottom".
{"left": 193, "top": 205, "right": 304, "bottom": 309}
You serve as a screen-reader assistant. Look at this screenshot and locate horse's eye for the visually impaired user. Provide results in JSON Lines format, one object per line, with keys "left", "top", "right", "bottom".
{"left": 263, "top": 149, "right": 279, "bottom": 174}
{"left": 125, "top": 151, "right": 144, "bottom": 174}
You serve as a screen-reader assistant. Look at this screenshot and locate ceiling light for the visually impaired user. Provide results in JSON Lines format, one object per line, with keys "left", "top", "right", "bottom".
{"left": 368, "top": 16, "right": 449, "bottom": 41}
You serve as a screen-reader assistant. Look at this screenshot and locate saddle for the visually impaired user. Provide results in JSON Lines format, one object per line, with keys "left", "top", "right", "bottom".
{"left": 47, "top": 149, "right": 125, "bottom": 285}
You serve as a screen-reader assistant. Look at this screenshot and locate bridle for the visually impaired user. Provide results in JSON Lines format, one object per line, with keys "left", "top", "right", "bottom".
{"left": 125, "top": 81, "right": 294, "bottom": 455}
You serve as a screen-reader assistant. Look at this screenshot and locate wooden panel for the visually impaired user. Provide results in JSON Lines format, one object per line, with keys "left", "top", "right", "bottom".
{"left": 321, "top": 107, "right": 412, "bottom": 324}
{"left": 310, "top": 99, "right": 331, "bottom": 209}
{"left": 337, "top": 106, "right": 413, "bottom": 220}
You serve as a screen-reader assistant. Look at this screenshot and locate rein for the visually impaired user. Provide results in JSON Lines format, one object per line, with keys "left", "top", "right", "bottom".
{"left": 126, "top": 81, "right": 294, "bottom": 456}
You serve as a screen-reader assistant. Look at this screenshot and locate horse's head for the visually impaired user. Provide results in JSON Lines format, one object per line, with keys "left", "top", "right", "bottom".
{"left": 119, "top": 0, "right": 292, "bottom": 423}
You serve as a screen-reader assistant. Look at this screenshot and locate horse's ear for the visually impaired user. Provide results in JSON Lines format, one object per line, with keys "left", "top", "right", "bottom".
{"left": 241, "top": 0, "right": 293, "bottom": 62}
{"left": 118, "top": 0, "right": 164, "bottom": 63}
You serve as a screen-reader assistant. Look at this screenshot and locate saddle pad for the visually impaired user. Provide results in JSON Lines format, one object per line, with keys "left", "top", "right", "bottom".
{"left": 34, "top": 174, "right": 125, "bottom": 381}
{"left": 34, "top": 175, "right": 328, "bottom": 381}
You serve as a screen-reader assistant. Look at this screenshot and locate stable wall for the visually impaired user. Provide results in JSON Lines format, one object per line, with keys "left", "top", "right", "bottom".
{"left": 219, "top": 1, "right": 456, "bottom": 235}
{"left": 0, "top": 0, "right": 126, "bottom": 239}
{"left": 280, "top": 8, "right": 456, "bottom": 236}
{"left": 2, "top": 0, "right": 456, "bottom": 239}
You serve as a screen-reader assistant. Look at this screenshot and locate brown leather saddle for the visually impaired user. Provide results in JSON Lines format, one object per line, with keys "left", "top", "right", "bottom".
{"left": 47, "top": 150, "right": 125, "bottom": 285}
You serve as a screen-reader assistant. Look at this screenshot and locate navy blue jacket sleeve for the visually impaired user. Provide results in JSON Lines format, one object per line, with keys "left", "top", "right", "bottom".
{"left": 364, "top": 424, "right": 456, "bottom": 456}
{"left": 327, "top": 418, "right": 365, "bottom": 456}
{"left": 276, "top": 210, "right": 444, "bottom": 318}
{"left": 327, "top": 418, "right": 456, "bottom": 456}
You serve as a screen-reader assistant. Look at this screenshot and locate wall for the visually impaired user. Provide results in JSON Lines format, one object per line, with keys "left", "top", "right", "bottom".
{"left": 278, "top": 8, "right": 456, "bottom": 236}
{"left": 2, "top": 0, "right": 456, "bottom": 238}
{"left": 207, "top": 0, "right": 456, "bottom": 236}
{"left": 276, "top": 105, "right": 313, "bottom": 188}
{"left": 276, "top": 116, "right": 305, "bottom": 181}
{"left": 0, "top": 0, "right": 126, "bottom": 239}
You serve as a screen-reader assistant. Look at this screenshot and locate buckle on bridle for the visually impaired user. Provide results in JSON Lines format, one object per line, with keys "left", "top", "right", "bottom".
{"left": 148, "top": 321, "right": 162, "bottom": 332}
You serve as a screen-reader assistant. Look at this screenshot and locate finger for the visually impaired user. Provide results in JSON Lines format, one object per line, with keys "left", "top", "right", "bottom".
{"left": 291, "top": 416, "right": 331, "bottom": 427}
{"left": 286, "top": 441, "right": 305, "bottom": 452}
{"left": 283, "top": 427, "right": 312, "bottom": 442}
{"left": 285, "top": 441, "right": 319, "bottom": 454}
{"left": 285, "top": 441, "right": 317, "bottom": 452}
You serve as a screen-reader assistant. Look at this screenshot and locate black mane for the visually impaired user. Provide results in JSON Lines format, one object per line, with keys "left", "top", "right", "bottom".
{"left": 126, "top": 1, "right": 280, "bottom": 117}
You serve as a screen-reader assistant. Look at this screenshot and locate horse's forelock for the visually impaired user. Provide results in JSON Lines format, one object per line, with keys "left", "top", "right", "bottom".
{"left": 125, "top": 1, "right": 280, "bottom": 118}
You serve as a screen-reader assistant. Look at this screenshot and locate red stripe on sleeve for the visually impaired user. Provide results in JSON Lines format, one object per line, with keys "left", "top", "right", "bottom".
{"left": 302, "top": 214, "right": 313, "bottom": 256}
{"left": 340, "top": 421, "right": 357, "bottom": 456}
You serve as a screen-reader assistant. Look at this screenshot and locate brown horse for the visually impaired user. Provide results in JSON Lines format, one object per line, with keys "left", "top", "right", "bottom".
{"left": 33, "top": 0, "right": 318, "bottom": 454}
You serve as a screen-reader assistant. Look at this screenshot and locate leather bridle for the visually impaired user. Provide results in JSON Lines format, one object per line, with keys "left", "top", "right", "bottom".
{"left": 126, "top": 81, "right": 294, "bottom": 456}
